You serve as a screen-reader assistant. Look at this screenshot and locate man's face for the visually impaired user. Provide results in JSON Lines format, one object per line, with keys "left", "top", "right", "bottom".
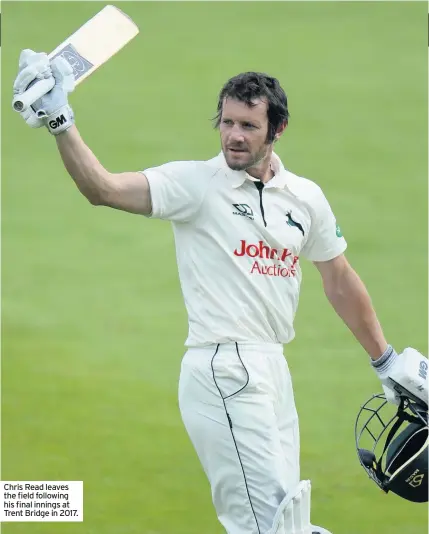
{"left": 220, "top": 97, "right": 271, "bottom": 171}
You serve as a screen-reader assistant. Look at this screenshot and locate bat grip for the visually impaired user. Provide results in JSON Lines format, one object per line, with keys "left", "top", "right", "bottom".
{"left": 12, "top": 78, "right": 56, "bottom": 112}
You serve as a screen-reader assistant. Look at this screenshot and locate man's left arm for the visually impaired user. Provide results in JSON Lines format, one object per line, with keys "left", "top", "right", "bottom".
{"left": 299, "top": 180, "right": 427, "bottom": 405}
{"left": 314, "top": 254, "right": 387, "bottom": 360}
{"left": 314, "top": 254, "right": 428, "bottom": 406}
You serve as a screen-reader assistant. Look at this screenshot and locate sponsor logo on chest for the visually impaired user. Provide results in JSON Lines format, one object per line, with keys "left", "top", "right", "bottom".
{"left": 234, "top": 240, "right": 299, "bottom": 278}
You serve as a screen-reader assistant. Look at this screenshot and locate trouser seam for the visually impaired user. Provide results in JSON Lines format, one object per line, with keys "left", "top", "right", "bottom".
{"left": 210, "top": 342, "right": 261, "bottom": 534}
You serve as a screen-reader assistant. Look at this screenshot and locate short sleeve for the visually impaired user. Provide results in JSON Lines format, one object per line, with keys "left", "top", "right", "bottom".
{"left": 301, "top": 185, "right": 347, "bottom": 262}
{"left": 143, "top": 161, "right": 210, "bottom": 222}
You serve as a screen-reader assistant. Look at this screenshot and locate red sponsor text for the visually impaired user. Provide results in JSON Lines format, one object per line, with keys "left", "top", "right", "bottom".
{"left": 234, "top": 240, "right": 299, "bottom": 277}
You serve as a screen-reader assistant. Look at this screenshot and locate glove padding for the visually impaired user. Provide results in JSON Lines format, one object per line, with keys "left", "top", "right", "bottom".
{"left": 13, "top": 49, "right": 75, "bottom": 135}
{"left": 13, "top": 49, "right": 51, "bottom": 128}
{"left": 373, "top": 346, "right": 428, "bottom": 407}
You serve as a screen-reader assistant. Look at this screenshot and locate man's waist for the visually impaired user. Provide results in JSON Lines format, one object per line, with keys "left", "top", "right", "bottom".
{"left": 186, "top": 341, "right": 284, "bottom": 353}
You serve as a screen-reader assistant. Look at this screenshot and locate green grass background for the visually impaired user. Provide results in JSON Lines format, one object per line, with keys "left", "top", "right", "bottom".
{"left": 2, "top": 2, "right": 427, "bottom": 533}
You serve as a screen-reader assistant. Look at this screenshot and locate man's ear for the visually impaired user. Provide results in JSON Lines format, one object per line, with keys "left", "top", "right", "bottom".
{"left": 274, "top": 120, "right": 288, "bottom": 141}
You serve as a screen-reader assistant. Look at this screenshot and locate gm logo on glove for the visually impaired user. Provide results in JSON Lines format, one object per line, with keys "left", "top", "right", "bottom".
{"left": 419, "top": 360, "right": 428, "bottom": 380}
{"left": 49, "top": 114, "right": 67, "bottom": 129}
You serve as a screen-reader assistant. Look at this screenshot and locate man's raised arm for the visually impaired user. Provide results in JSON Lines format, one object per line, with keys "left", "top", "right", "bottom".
{"left": 56, "top": 126, "right": 152, "bottom": 215}
{"left": 13, "top": 49, "right": 152, "bottom": 215}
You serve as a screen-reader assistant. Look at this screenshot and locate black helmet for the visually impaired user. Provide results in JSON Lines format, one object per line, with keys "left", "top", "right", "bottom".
{"left": 355, "top": 393, "right": 428, "bottom": 503}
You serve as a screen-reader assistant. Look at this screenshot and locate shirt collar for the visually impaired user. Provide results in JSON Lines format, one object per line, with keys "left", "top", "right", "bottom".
{"left": 214, "top": 151, "right": 289, "bottom": 190}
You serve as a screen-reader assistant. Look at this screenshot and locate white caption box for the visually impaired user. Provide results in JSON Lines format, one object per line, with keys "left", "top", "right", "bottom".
{"left": 0, "top": 481, "right": 83, "bottom": 522}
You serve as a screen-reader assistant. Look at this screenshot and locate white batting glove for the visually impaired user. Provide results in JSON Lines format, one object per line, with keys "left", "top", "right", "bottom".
{"left": 32, "top": 56, "right": 75, "bottom": 135}
{"left": 13, "top": 50, "right": 75, "bottom": 135}
{"left": 372, "top": 346, "right": 428, "bottom": 407}
{"left": 13, "top": 49, "right": 50, "bottom": 128}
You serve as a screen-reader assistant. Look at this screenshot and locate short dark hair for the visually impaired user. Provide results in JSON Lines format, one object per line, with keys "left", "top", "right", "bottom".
{"left": 214, "top": 72, "right": 289, "bottom": 143}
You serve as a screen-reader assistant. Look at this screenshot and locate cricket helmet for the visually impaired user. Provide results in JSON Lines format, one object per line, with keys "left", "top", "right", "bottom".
{"left": 355, "top": 392, "right": 428, "bottom": 502}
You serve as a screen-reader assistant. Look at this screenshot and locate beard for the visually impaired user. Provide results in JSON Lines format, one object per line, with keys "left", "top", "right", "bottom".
{"left": 222, "top": 142, "right": 269, "bottom": 171}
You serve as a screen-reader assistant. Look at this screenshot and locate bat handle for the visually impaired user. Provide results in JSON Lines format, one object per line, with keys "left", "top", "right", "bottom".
{"left": 12, "top": 78, "right": 56, "bottom": 112}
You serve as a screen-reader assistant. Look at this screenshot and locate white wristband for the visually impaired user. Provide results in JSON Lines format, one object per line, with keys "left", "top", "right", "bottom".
{"left": 371, "top": 344, "right": 398, "bottom": 375}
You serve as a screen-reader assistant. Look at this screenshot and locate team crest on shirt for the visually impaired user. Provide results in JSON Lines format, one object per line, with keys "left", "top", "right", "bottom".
{"left": 335, "top": 222, "right": 343, "bottom": 237}
{"left": 286, "top": 211, "right": 305, "bottom": 236}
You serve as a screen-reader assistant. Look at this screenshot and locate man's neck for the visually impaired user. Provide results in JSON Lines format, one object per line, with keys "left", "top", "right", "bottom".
{"left": 246, "top": 151, "right": 275, "bottom": 183}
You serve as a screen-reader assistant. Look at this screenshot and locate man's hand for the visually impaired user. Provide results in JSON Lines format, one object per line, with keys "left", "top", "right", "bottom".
{"left": 13, "top": 49, "right": 50, "bottom": 128}
{"left": 13, "top": 49, "right": 75, "bottom": 135}
{"left": 372, "top": 346, "right": 428, "bottom": 407}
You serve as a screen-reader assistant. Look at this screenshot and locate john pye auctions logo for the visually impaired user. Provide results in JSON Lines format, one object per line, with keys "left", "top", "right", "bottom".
{"left": 234, "top": 240, "right": 299, "bottom": 278}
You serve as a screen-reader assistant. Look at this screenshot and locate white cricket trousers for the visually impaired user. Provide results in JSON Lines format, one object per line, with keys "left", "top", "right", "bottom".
{"left": 178, "top": 342, "right": 300, "bottom": 534}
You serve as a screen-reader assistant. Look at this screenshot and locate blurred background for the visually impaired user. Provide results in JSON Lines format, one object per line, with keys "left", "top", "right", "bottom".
{"left": 2, "top": 2, "right": 427, "bottom": 533}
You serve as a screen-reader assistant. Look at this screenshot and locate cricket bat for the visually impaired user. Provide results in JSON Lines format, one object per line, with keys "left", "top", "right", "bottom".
{"left": 12, "top": 5, "right": 139, "bottom": 112}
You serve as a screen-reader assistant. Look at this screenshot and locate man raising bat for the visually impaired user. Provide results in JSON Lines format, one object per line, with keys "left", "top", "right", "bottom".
{"left": 13, "top": 47, "right": 428, "bottom": 534}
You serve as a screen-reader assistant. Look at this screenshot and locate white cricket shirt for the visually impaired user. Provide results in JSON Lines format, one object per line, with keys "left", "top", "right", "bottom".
{"left": 144, "top": 152, "right": 347, "bottom": 347}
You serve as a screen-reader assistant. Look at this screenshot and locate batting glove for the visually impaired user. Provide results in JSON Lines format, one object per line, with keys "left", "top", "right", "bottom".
{"left": 33, "top": 55, "right": 75, "bottom": 135}
{"left": 372, "top": 345, "right": 428, "bottom": 407}
{"left": 13, "top": 49, "right": 50, "bottom": 128}
{"left": 13, "top": 49, "right": 75, "bottom": 135}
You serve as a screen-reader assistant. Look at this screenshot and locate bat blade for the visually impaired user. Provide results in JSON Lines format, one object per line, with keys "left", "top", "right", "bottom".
{"left": 49, "top": 5, "right": 139, "bottom": 86}
{"left": 12, "top": 5, "right": 139, "bottom": 112}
